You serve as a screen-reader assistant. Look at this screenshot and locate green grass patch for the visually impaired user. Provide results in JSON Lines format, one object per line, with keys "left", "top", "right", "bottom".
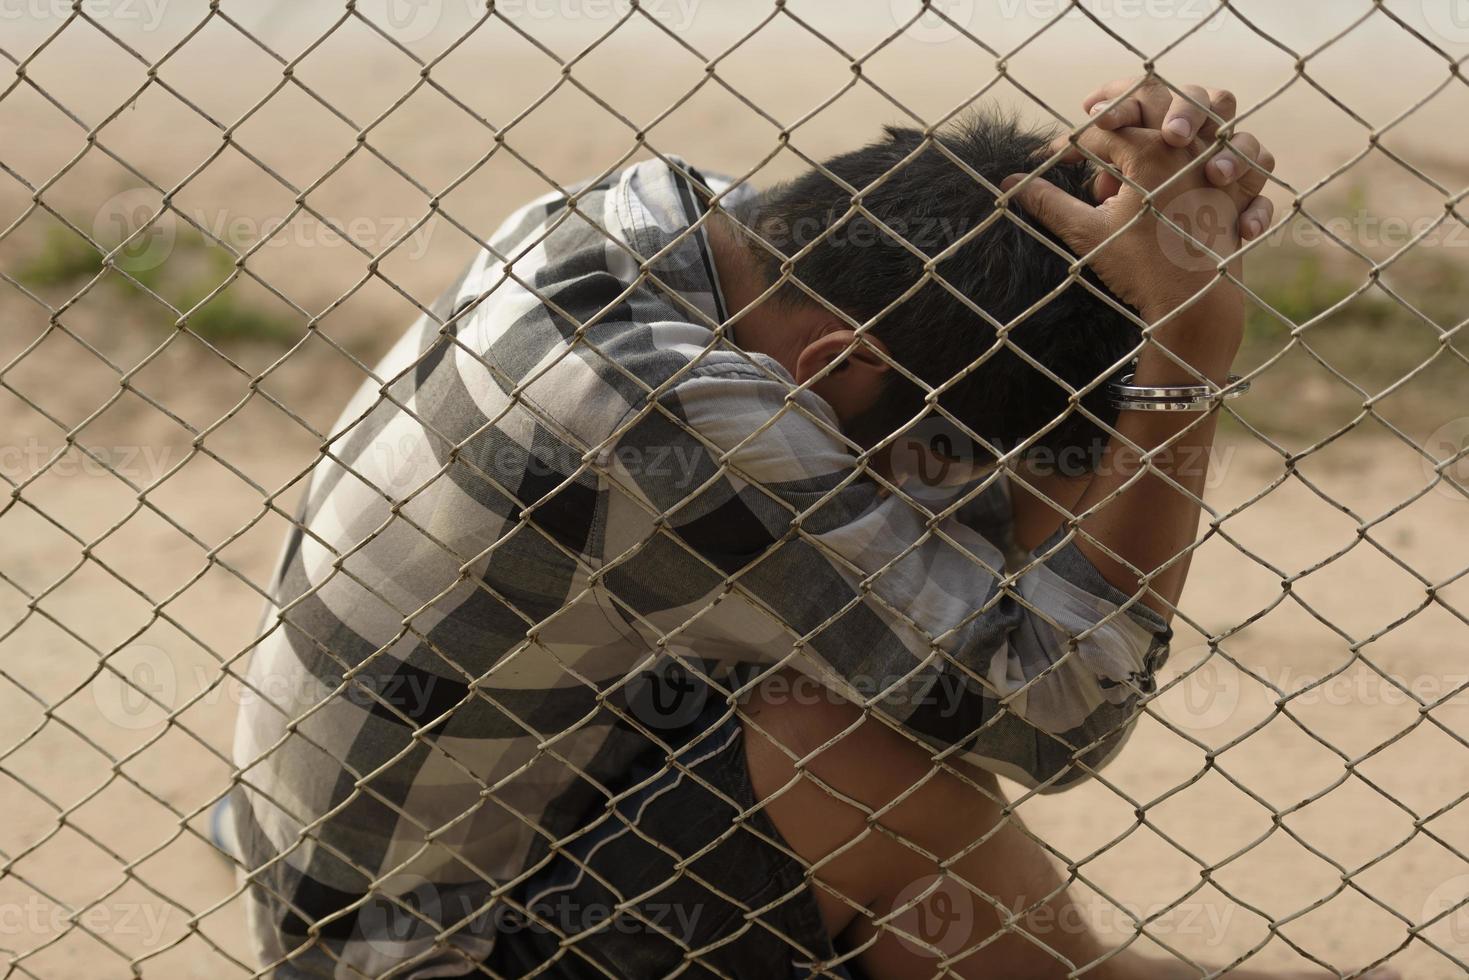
{"left": 18, "top": 219, "right": 298, "bottom": 346}
{"left": 1232, "top": 236, "right": 1468, "bottom": 440}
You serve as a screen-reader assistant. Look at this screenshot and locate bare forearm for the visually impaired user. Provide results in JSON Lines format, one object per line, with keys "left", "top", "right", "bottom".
{"left": 1008, "top": 462, "right": 1091, "bottom": 553}
{"left": 1070, "top": 297, "right": 1242, "bottom": 619}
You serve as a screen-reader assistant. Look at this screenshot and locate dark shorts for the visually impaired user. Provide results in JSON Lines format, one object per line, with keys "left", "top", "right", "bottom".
{"left": 483, "top": 700, "right": 860, "bottom": 980}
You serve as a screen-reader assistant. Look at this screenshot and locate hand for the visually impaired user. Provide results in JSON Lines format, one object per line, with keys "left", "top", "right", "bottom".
{"left": 1077, "top": 76, "right": 1276, "bottom": 241}
{"left": 1001, "top": 124, "right": 1258, "bottom": 336}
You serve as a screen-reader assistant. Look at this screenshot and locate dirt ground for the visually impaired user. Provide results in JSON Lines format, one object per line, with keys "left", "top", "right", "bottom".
{"left": 3, "top": 4, "right": 1469, "bottom": 977}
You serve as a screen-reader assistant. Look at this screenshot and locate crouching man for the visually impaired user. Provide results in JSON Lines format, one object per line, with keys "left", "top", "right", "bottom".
{"left": 227, "top": 76, "right": 1399, "bottom": 979}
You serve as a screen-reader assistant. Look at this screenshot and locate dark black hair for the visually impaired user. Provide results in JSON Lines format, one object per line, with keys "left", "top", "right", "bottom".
{"left": 733, "top": 111, "right": 1140, "bottom": 467}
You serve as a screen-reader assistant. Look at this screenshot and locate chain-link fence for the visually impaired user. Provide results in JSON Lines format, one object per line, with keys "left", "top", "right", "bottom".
{"left": 3, "top": 1, "right": 1469, "bottom": 977}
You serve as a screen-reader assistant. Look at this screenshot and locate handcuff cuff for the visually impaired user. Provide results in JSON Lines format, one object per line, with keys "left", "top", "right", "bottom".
{"left": 1106, "top": 363, "right": 1250, "bottom": 412}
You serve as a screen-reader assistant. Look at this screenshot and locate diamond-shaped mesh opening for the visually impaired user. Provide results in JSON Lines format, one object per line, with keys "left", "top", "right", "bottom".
{"left": 4, "top": 4, "right": 1469, "bottom": 978}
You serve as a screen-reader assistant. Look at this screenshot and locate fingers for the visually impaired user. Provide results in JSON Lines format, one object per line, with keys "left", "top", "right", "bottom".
{"left": 1088, "top": 94, "right": 1149, "bottom": 131}
{"left": 1206, "top": 131, "right": 1260, "bottom": 189}
{"left": 1085, "top": 78, "right": 1237, "bottom": 146}
{"left": 1239, "top": 140, "right": 1276, "bottom": 199}
{"left": 1091, "top": 169, "right": 1123, "bottom": 204}
{"left": 1050, "top": 125, "right": 1167, "bottom": 187}
{"left": 1240, "top": 194, "right": 1274, "bottom": 241}
{"left": 1207, "top": 132, "right": 1274, "bottom": 196}
{"left": 1203, "top": 130, "right": 1277, "bottom": 238}
{"left": 1049, "top": 123, "right": 1145, "bottom": 167}
{"left": 1000, "top": 174, "right": 1102, "bottom": 255}
{"left": 1159, "top": 84, "right": 1213, "bottom": 145}
{"left": 1082, "top": 75, "right": 1153, "bottom": 117}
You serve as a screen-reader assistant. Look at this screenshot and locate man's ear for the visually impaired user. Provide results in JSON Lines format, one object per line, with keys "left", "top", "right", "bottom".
{"left": 792, "top": 327, "right": 891, "bottom": 388}
{"left": 793, "top": 326, "right": 892, "bottom": 425}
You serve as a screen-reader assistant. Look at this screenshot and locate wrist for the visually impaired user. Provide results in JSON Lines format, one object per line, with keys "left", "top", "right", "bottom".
{"left": 1136, "top": 287, "right": 1244, "bottom": 381}
{"left": 1139, "top": 275, "right": 1244, "bottom": 325}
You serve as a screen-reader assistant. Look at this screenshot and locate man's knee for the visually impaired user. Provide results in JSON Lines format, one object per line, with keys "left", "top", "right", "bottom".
{"left": 738, "top": 669, "right": 1005, "bottom": 869}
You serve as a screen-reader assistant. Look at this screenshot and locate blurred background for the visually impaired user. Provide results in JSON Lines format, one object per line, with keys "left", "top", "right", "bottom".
{"left": 2, "top": 1, "right": 1469, "bottom": 976}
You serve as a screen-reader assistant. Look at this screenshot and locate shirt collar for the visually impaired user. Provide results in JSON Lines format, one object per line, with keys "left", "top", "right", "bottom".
{"left": 616, "top": 155, "right": 754, "bottom": 333}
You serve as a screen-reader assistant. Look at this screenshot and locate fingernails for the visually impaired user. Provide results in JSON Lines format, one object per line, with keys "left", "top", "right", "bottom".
{"left": 1243, "top": 216, "right": 1263, "bottom": 239}
{"left": 1212, "top": 157, "right": 1236, "bottom": 182}
{"left": 1000, "top": 174, "right": 1024, "bottom": 192}
{"left": 1165, "top": 117, "right": 1192, "bottom": 142}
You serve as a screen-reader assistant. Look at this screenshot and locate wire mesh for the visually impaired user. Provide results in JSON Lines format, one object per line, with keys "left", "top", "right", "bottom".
{"left": 2, "top": 1, "right": 1469, "bottom": 978}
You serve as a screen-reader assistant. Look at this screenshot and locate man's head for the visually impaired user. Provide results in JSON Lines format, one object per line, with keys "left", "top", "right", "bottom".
{"left": 720, "top": 111, "right": 1141, "bottom": 477}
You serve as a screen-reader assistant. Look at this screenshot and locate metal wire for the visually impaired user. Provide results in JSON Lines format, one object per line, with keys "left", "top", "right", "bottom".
{"left": 1, "top": 1, "right": 1467, "bottom": 977}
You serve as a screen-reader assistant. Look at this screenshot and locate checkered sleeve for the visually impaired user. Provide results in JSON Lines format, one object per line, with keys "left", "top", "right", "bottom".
{"left": 601, "top": 357, "right": 1172, "bottom": 791}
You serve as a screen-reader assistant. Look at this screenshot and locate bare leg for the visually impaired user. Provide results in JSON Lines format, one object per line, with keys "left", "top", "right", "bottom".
{"left": 738, "top": 669, "right": 1401, "bottom": 980}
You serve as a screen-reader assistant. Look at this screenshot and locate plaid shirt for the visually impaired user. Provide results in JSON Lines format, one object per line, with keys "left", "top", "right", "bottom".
{"left": 231, "top": 155, "right": 1171, "bottom": 977}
